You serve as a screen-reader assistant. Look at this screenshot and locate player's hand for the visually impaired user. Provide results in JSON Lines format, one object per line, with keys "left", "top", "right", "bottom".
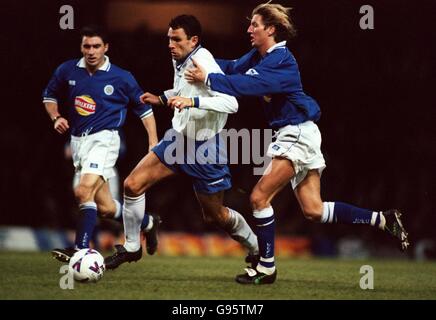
{"left": 185, "top": 58, "right": 207, "bottom": 83}
{"left": 168, "top": 96, "right": 193, "bottom": 111}
{"left": 140, "top": 92, "right": 160, "bottom": 105}
{"left": 54, "top": 117, "right": 69, "bottom": 134}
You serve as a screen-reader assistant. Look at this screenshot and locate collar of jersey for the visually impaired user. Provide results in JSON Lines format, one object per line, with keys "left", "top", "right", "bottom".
{"left": 266, "top": 41, "right": 287, "bottom": 53}
{"left": 76, "top": 55, "right": 111, "bottom": 72}
{"left": 175, "top": 45, "right": 202, "bottom": 71}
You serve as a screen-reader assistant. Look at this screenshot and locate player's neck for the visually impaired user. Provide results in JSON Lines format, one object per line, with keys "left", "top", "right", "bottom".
{"left": 86, "top": 66, "right": 97, "bottom": 75}
{"left": 86, "top": 58, "right": 106, "bottom": 75}
{"left": 258, "top": 39, "right": 277, "bottom": 57}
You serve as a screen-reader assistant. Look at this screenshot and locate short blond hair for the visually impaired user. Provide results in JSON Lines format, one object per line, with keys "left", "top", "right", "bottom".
{"left": 252, "top": 1, "right": 297, "bottom": 41}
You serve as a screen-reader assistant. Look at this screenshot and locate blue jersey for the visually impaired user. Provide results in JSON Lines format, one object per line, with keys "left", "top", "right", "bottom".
{"left": 208, "top": 42, "right": 321, "bottom": 129}
{"left": 43, "top": 57, "right": 153, "bottom": 136}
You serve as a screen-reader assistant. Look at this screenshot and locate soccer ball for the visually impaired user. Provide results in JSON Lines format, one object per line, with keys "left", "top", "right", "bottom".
{"left": 68, "top": 248, "right": 105, "bottom": 283}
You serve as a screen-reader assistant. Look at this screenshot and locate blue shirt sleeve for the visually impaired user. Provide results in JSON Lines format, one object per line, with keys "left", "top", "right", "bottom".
{"left": 125, "top": 72, "right": 153, "bottom": 119}
{"left": 42, "top": 63, "right": 67, "bottom": 103}
{"left": 209, "top": 50, "right": 302, "bottom": 98}
{"left": 216, "top": 59, "right": 236, "bottom": 74}
{"left": 215, "top": 49, "right": 257, "bottom": 75}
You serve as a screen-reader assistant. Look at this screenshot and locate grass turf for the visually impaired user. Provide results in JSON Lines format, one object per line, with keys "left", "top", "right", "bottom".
{"left": 1, "top": 251, "right": 435, "bottom": 300}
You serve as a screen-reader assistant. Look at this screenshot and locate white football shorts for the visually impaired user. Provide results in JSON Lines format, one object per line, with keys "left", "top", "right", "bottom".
{"left": 71, "top": 129, "right": 120, "bottom": 181}
{"left": 267, "top": 121, "right": 326, "bottom": 189}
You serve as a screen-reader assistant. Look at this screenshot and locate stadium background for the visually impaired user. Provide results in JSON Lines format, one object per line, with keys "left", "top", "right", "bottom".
{"left": 0, "top": 0, "right": 435, "bottom": 259}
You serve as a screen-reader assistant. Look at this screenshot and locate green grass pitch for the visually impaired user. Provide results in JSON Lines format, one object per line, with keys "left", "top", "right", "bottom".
{"left": 1, "top": 251, "right": 435, "bottom": 299}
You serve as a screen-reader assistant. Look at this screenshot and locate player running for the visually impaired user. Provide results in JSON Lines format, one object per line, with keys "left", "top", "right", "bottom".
{"left": 185, "top": 2, "right": 410, "bottom": 284}
{"left": 104, "top": 15, "right": 259, "bottom": 270}
{"left": 43, "top": 26, "right": 160, "bottom": 262}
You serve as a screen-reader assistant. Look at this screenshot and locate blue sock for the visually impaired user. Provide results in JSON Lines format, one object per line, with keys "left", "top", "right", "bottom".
{"left": 75, "top": 202, "right": 98, "bottom": 249}
{"left": 322, "top": 202, "right": 383, "bottom": 228}
{"left": 253, "top": 206, "right": 275, "bottom": 272}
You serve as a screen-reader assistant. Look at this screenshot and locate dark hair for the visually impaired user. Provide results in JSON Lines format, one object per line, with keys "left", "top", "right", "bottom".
{"left": 80, "top": 26, "right": 108, "bottom": 44}
{"left": 169, "top": 15, "right": 202, "bottom": 42}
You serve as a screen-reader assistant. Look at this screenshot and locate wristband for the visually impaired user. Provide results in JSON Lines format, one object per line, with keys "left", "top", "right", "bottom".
{"left": 52, "top": 115, "right": 61, "bottom": 123}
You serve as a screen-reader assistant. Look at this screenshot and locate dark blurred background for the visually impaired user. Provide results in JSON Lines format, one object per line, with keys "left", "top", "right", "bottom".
{"left": 1, "top": 0, "right": 435, "bottom": 256}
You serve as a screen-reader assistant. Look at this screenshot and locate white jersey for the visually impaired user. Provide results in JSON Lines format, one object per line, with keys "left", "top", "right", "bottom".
{"left": 163, "top": 46, "right": 238, "bottom": 140}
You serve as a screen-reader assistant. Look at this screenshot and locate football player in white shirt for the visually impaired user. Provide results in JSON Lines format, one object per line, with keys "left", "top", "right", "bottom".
{"left": 105, "top": 15, "right": 259, "bottom": 271}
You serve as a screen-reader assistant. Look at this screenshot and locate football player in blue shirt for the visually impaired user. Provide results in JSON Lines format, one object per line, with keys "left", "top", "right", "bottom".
{"left": 185, "top": 2, "right": 410, "bottom": 284}
{"left": 43, "top": 26, "right": 160, "bottom": 262}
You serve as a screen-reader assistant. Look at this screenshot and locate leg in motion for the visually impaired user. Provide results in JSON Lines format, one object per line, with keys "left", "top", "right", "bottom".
{"left": 295, "top": 170, "right": 409, "bottom": 251}
{"left": 236, "top": 157, "right": 295, "bottom": 285}
{"left": 52, "top": 173, "right": 104, "bottom": 262}
{"left": 104, "top": 152, "right": 174, "bottom": 269}
{"left": 196, "top": 191, "right": 259, "bottom": 261}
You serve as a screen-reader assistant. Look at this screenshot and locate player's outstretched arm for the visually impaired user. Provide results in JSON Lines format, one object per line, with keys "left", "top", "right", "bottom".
{"left": 168, "top": 94, "right": 238, "bottom": 114}
{"left": 140, "top": 92, "right": 161, "bottom": 106}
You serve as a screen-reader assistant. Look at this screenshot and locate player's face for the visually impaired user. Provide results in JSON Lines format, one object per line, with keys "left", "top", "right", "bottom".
{"left": 167, "top": 27, "right": 198, "bottom": 61}
{"left": 247, "top": 14, "right": 274, "bottom": 49}
{"left": 80, "top": 36, "right": 108, "bottom": 70}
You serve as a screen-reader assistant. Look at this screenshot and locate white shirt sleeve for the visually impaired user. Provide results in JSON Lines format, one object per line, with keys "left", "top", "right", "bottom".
{"left": 191, "top": 49, "right": 238, "bottom": 114}
{"left": 198, "top": 94, "right": 238, "bottom": 114}
{"left": 163, "top": 88, "right": 178, "bottom": 99}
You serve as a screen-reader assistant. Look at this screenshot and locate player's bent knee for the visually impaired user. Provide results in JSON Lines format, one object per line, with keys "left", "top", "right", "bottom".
{"left": 74, "top": 185, "right": 93, "bottom": 203}
{"left": 123, "top": 176, "right": 146, "bottom": 197}
{"left": 250, "top": 191, "right": 268, "bottom": 211}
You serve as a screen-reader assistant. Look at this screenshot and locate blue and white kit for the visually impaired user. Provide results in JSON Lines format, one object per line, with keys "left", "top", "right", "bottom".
{"left": 152, "top": 46, "right": 238, "bottom": 194}
{"left": 43, "top": 56, "right": 153, "bottom": 179}
{"left": 207, "top": 41, "right": 325, "bottom": 188}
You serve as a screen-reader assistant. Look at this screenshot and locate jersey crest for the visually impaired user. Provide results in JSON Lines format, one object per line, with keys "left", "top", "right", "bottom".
{"left": 104, "top": 85, "right": 114, "bottom": 95}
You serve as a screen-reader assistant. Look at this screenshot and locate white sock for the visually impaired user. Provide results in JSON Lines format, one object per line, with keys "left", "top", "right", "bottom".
{"left": 143, "top": 215, "right": 154, "bottom": 232}
{"left": 321, "top": 202, "right": 335, "bottom": 223}
{"left": 123, "top": 194, "right": 145, "bottom": 252}
{"left": 113, "top": 199, "right": 122, "bottom": 219}
{"left": 256, "top": 259, "right": 276, "bottom": 275}
{"left": 376, "top": 212, "right": 386, "bottom": 230}
{"left": 226, "top": 207, "right": 259, "bottom": 255}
